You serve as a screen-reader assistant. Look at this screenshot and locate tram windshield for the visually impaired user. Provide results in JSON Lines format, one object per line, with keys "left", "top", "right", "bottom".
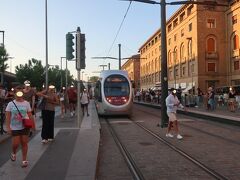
{"left": 104, "top": 75, "right": 130, "bottom": 97}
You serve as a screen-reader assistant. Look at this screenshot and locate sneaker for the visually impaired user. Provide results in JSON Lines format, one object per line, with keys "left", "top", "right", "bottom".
{"left": 41, "top": 139, "right": 48, "bottom": 144}
{"left": 22, "top": 160, "right": 28, "bottom": 168}
{"left": 48, "top": 138, "right": 54, "bottom": 142}
{"left": 70, "top": 112, "right": 73, "bottom": 117}
{"left": 87, "top": 114, "right": 89, "bottom": 116}
{"left": 166, "top": 133, "right": 174, "bottom": 138}
{"left": 10, "top": 153, "right": 16, "bottom": 161}
{"left": 177, "top": 134, "right": 183, "bottom": 140}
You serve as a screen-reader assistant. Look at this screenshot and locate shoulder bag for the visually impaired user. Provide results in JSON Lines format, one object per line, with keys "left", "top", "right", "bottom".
{"left": 12, "top": 101, "right": 33, "bottom": 129}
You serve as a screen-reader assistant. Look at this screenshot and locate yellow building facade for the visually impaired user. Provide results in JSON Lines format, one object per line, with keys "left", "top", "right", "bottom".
{"left": 121, "top": 54, "right": 140, "bottom": 91}
{"left": 139, "top": 0, "right": 240, "bottom": 93}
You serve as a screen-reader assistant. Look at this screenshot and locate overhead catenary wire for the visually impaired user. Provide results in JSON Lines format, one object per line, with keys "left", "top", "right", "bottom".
{"left": 106, "top": 1, "right": 132, "bottom": 57}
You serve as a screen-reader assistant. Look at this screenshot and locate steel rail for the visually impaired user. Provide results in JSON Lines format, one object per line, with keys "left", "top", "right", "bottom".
{"left": 132, "top": 119, "right": 229, "bottom": 180}
{"left": 104, "top": 118, "right": 145, "bottom": 180}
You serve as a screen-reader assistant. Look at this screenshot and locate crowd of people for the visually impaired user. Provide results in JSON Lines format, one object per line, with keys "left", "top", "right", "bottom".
{"left": 0, "top": 81, "right": 90, "bottom": 168}
{"left": 134, "top": 85, "right": 240, "bottom": 112}
{"left": 134, "top": 85, "right": 239, "bottom": 141}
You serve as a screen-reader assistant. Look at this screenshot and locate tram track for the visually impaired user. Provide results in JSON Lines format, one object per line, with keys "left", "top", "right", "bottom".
{"left": 102, "top": 116, "right": 229, "bottom": 180}
{"left": 131, "top": 119, "right": 229, "bottom": 180}
{"left": 135, "top": 107, "right": 240, "bottom": 146}
{"left": 104, "top": 118, "right": 145, "bottom": 180}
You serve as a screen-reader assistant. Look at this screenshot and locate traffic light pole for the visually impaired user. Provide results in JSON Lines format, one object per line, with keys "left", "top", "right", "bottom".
{"left": 76, "top": 27, "right": 82, "bottom": 128}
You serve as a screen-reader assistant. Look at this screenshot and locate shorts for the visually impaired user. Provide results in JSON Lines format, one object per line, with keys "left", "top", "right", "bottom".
{"left": 167, "top": 112, "right": 177, "bottom": 122}
{"left": 11, "top": 129, "right": 30, "bottom": 136}
{"left": 69, "top": 99, "right": 77, "bottom": 104}
{"left": 81, "top": 103, "right": 88, "bottom": 108}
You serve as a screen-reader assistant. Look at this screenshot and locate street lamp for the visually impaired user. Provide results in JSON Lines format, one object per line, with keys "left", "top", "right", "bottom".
{"left": 60, "top": 57, "right": 66, "bottom": 88}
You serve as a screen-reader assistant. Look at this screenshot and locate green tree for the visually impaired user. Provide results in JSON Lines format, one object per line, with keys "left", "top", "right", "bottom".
{"left": 0, "top": 46, "right": 9, "bottom": 85}
{"left": 89, "top": 76, "right": 99, "bottom": 83}
{"left": 15, "top": 58, "right": 44, "bottom": 90}
{"left": 15, "top": 58, "right": 75, "bottom": 91}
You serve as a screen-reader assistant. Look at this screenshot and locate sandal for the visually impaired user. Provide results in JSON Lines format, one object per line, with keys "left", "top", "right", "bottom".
{"left": 22, "top": 160, "right": 28, "bottom": 168}
{"left": 10, "top": 153, "right": 16, "bottom": 161}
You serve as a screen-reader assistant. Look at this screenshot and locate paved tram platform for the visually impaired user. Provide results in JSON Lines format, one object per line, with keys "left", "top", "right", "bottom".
{"left": 0, "top": 100, "right": 100, "bottom": 180}
{"left": 1, "top": 100, "right": 240, "bottom": 180}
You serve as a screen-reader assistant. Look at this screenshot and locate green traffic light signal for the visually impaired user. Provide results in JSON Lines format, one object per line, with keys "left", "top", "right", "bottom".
{"left": 66, "top": 33, "right": 75, "bottom": 60}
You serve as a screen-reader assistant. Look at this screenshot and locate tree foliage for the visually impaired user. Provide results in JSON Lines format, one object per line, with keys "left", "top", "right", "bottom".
{"left": 15, "top": 58, "right": 44, "bottom": 90}
{"left": 0, "top": 46, "right": 9, "bottom": 83}
{"left": 15, "top": 58, "right": 74, "bottom": 91}
{"left": 89, "top": 76, "right": 99, "bottom": 83}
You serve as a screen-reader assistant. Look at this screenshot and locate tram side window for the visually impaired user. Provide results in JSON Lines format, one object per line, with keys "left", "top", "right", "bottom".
{"left": 95, "top": 81, "right": 102, "bottom": 102}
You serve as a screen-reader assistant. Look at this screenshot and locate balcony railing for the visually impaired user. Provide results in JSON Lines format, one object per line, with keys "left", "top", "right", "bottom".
{"left": 232, "top": 49, "right": 240, "bottom": 58}
{"left": 205, "top": 52, "right": 218, "bottom": 59}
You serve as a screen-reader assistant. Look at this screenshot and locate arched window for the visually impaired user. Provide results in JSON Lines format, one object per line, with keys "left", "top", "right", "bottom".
{"left": 148, "top": 62, "right": 151, "bottom": 73}
{"left": 233, "top": 35, "right": 239, "bottom": 50}
{"left": 173, "top": 47, "right": 177, "bottom": 64}
{"left": 168, "top": 51, "right": 172, "bottom": 65}
{"left": 180, "top": 44, "right": 185, "bottom": 60}
{"left": 188, "top": 39, "right": 192, "bottom": 58}
{"left": 207, "top": 38, "right": 215, "bottom": 52}
{"left": 155, "top": 58, "right": 158, "bottom": 71}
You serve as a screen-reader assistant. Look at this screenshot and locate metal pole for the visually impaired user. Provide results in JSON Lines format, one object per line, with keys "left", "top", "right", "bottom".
{"left": 160, "top": 0, "right": 169, "bottom": 128}
{"left": 0, "top": 31, "right": 5, "bottom": 85}
{"left": 0, "top": 30, "right": 5, "bottom": 134}
{"left": 174, "top": 52, "right": 176, "bottom": 88}
{"left": 45, "top": 0, "right": 48, "bottom": 89}
{"left": 60, "top": 57, "right": 63, "bottom": 88}
{"left": 82, "top": 71, "right": 84, "bottom": 80}
{"left": 77, "top": 70, "right": 81, "bottom": 128}
{"left": 108, "top": 63, "right": 110, "bottom": 70}
{"left": 118, "top": 44, "right": 121, "bottom": 70}
{"left": 65, "top": 58, "right": 68, "bottom": 88}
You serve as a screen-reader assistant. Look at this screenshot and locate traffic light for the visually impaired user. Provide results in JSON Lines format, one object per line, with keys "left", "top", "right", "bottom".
{"left": 66, "top": 33, "right": 74, "bottom": 60}
{"left": 80, "top": 33, "right": 86, "bottom": 69}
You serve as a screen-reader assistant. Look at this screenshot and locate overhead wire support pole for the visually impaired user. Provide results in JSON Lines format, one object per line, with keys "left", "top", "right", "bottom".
{"left": 160, "top": 0, "right": 168, "bottom": 128}
{"left": 119, "top": 44, "right": 121, "bottom": 70}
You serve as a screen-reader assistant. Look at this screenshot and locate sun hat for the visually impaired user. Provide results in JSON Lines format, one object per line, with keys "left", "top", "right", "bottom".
{"left": 24, "top": 80, "right": 31, "bottom": 86}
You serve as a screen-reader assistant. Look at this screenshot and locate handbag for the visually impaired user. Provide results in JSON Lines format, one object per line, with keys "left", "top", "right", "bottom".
{"left": 12, "top": 101, "right": 33, "bottom": 129}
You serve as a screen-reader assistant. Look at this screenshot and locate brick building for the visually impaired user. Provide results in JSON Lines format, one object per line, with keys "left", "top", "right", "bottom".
{"left": 138, "top": 0, "right": 239, "bottom": 93}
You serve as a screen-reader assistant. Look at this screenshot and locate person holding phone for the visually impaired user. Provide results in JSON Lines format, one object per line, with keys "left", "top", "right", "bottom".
{"left": 165, "top": 88, "right": 185, "bottom": 140}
